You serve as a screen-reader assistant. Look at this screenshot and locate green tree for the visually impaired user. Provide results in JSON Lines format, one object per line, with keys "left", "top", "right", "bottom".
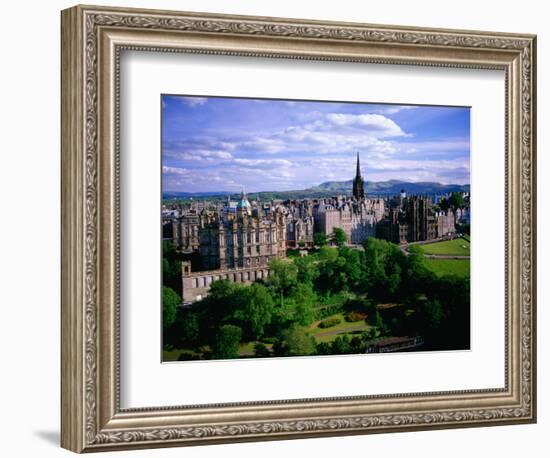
{"left": 367, "top": 310, "right": 389, "bottom": 336}
{"left": 343, "top": 296, "right": 376, "bottom": 315}
{"left": 337, "top": 247, "right": 363, "bottom": 290}
{"left": 401, "top": 245, "right": 433, "bottom": 299}
{"left": 317, "top": 246, "right": 339, "bottom": 262}
{"left": 316, "top": 341, "right": 332, "bottom": 355}
{"left": 201, "top": 280, "right": 239, "bottom": 325}
{"left": 316, "top": 246, "right": 363, "bottom": 293}
{"left": 211, "top": 324, "right": 242, "bottom": 359}
{"left": 162, "top": 286, "right": 180, "bottom": 329}
{"left": 331, "top": 227, "right": 347, "bottom": 247}
{"left": 427, "top": 275, "right": 470, "bottom": 350}
{"left": 416, "top": 298, "right": 444, "bottom": 340}
{"left": 162, "top": 241, "right": 183, "bottom": 293}
{"left": 234, "top": 283, "right": 275, "bottom": 340}
{"left": 350, "top": 336, "right": 364, "bottom": 353}
{"left": 362, "top": 237, "right": 407, "bottom": 302}
{"left": 314, "top": 232, "right": 328, "bottom": 247}
{"left": 331, "top": 335, "right": 351, "bottom": 354}
{"left": 439, "top": 197, "right": 450, "bottom": 213}
{"left": 279, "top": 327, "right": 316, "bottom": 356}
{"left": 294, "top": 254, "right": 320, "bottom": 285}
{"left": 267, "top": 258, "right": 298, "bottom": 306}
{"left": 363, "top": 327, "right": 381, "bottom": 341}
{"left": 449, "top": 192, "right": 465, "bottom": 211}
{"left": 290, "top": 282, "right": 317, "bottom": 326}
{"left": 174, "top": 309, "right": 199, "bottom": 346}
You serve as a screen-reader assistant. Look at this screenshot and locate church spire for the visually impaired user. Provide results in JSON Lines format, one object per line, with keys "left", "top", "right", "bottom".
{"left": 352, "top": 152, "right": 365, "bottom": 200}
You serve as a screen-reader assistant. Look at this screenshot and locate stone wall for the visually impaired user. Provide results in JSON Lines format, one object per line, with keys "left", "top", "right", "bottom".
{"left": 182, "top": 263, "right": 270, "bottom": 303}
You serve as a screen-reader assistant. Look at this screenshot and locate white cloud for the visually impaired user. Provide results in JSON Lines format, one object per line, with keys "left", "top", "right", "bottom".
{"left": 233, "top": 158, "right": 293, "bottom": 167}
{"left": 162, "top": 166, "right": 189, "bottom": 174}
{"left": 326, "top": 113, "right": 407, "bottom": 137}
{"left": 179, "top": 96, "right": 208, "bottom": 107}
{"left": 170, "top": 149, "right": 233, "bottom": 161}
{"left": 377, "top": 105, "right": 417, "bottom": 115}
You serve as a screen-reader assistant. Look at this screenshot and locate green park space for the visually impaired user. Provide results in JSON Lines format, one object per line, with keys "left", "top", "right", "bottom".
{"left": 162, "top": 232, "right": 471, "bottom": 361}
{"left": 308, "top": 313, "right": 372, "bottom": 343}
{"left": 425, "top": 258, "right": 470, "bottom": 278}
{"left": 420, "top": 236, "right": 470, "bottom": 256}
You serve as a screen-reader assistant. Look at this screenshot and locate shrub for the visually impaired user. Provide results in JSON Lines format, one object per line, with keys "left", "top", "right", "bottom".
{"left": 317, "top": 304, "right": 341, "bottom": 319}
{"left": 331, "top": 335, "right": 351, "bottom": 354}
{"left": 349, "top": 336, "right": 364, "bottom": 353}
{"left": 345, "top": 311, "right": 368, "bottom": 322}
{"left": 261, "top": 336, "right": 278, "bottom": 345}
{"left": 316, "top": 342, "right": 332, "bottom": 355}
{"left": 254, "top": 342, "right": 271, "bottom": 357}
{"left": 318, "top": 317, "right": 341, "bottom": 329}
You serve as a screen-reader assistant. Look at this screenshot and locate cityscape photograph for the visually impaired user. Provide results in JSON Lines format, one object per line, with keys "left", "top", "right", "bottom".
{"left": 161, "top": 95, "right": 471, "bottom": 362}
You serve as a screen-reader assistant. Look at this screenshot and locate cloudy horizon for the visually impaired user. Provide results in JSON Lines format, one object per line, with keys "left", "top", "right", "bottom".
{"left": 162, "top": 95, "right": 470, "bottom": 194}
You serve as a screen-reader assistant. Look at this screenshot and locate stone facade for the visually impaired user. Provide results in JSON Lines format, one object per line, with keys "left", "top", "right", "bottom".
{"left": 314, "top": 198, "right": 385, "bottom": 244}
{"left": 376, "top": 194, "right": 456, "bottom": 244}
{"left": 198, "top": 192, "right": 287, "bottom": 271}
{"left": 171, "top": 213, "right": 200, "bottom": 252}
{"left": 181, "top": 261, "right": 270, "bottom": 303}
{"left": 283, "top": 200, "right": 315, "bottom": 247}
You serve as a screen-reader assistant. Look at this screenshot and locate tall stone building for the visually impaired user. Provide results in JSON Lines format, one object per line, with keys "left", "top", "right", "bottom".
{"left": 171, "top": 213, "right": 200, "bottom": 252}
{"left": 312, "top": 154, "right": 384, "bottom": 245}
{"left": 180, "top": 191, "right": 288, "bottom": 303}
{"left": 314, "top": 198, "right": 384, "bottom": 244}
{"left": 283, "top": 199, "right": 315, "bottom": 247}
{"left": 376, "top": 194, "right": 456, "bottom": 244}
{"left": 198, "top": 191, "right": 287, "bottom": 270}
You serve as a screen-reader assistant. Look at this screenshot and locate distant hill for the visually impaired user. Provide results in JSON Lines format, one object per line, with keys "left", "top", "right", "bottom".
{"left": 311, "top": 179, "right": 470, "bottom": 196}
{"left": 163, "top": 180, "right": 470, "bottom": 201}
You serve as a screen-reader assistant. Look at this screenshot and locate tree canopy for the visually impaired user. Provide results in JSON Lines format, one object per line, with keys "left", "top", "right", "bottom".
{"left": 267, "top": 258, "right": 298, "bottom": 306}
{"left": 313, "top": 232, "right": 328, "bottom": 247}
{"left": 211, "top": 324, "right": 242, "bottom": 359}
{"left": 162, "top": 286, "right": 180, "bottom": 329}
{"left": 331, "top": 227, "right": 348, "bottom": 247}
{"left": 163, "top": 234, "right": 470, "bottom": 360}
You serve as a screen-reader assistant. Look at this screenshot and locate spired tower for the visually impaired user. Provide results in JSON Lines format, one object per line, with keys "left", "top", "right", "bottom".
{"left": 352, "top": 152, "right": 365, "bottom": 200}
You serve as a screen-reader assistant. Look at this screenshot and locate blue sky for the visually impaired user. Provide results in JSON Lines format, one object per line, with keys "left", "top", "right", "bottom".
{"left": 162, "top": 95, "right": 470, "bottom": 193}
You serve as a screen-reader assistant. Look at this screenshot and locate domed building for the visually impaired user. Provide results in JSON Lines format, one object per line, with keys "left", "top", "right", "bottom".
{"left": 236, "top": 190, "right": 252, "bottom": 216}
{"left": 198, "top": 190, "right": 287, "bottom": 271}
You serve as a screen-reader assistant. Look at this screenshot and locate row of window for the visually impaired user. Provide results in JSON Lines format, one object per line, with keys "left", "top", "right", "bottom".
{"left": 189, "top": 268, "right": 270, "bottom": 288}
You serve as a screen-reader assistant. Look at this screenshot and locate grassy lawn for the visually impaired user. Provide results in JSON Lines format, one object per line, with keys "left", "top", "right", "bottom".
{"left": 308, "top": 313, "right": 371, "bottom": 343}
{"left": 425, "top": 258, "right": 470, "bottom": 278}
{"left": 420, "top": 237, "right": 470, "bottom": 256}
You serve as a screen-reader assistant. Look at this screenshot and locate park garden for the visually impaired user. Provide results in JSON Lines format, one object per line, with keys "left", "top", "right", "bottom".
{"left": 162, "top": 231, "right": 470, "bottom": 361}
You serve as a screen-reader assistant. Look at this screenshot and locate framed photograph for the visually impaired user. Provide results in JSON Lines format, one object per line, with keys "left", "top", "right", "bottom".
{"left": 61, "top": 4, "right": 537, "bottom": 453}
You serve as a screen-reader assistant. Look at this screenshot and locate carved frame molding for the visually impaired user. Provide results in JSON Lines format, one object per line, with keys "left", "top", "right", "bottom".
{"left": 61, "top": 4, "right": 536, "bottom": 453}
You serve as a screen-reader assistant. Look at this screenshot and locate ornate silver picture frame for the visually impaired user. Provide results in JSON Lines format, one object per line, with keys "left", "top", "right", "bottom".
{"left": 61, "top": 4, "right": 536, "bottom": 453}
